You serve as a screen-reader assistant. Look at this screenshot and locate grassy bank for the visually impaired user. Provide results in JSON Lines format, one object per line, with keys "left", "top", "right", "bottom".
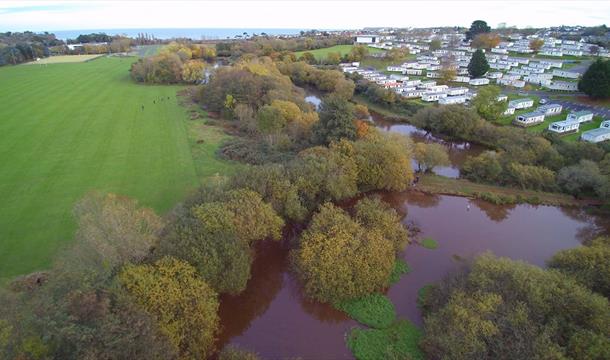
{"left": 294, "top": 45, "right": 384, "bottom": 61}
{"left": 414, "top": 174, "right": 595, "bottom": 207}
{"left": 0, "top": 57, "right": 235, "bottom": 281}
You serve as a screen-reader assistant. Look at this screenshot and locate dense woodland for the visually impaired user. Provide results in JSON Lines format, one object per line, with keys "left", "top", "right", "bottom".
{"left": 0, "top": 32, "right": 62, "bottom": 65}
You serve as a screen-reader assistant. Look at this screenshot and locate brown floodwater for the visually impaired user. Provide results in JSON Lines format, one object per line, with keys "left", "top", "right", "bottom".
{"left": 371, "top": 112, "right": 486, "bottom": 178}
{"left": 217, "top": 190, "right": 609, "bottom": 359}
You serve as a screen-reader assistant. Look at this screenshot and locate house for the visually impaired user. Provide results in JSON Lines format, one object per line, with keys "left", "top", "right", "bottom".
{"left": 496, "top": 94, "right": 508, "bottom": 102}
{"left": 540, "top": 49, "right": 563, "bottom": 57}
{"left": 486, "top": 72, "right": 503, "bottom": 79}
{"left": 546, "top": 81, "right": 578, "bottom": 91}
{"left": 389, "top": 74, "right": 409, "bottom": 81}
{"left": 454, "top": 76, "right": 470, "bottom": 83}
{"left": 548, "top": 119, "right": 580, "bottom": 133}
{"left": 403, "top": 79, "right": 422, "bottom": 87}
{"left": 469, "top": 78, "right": 490, "bottom": 86}
{"left": 503, "top": 107, "right": 516, "bottom": 115}
{"left": 418, "top": 80, "right": 437, "bottom": 89}
{"left": 355, "top": 35, "right": 379, "bottom": 44}
{"left": 538, "top": 103, "right": 563, "bottom": 115}
{"left": 581, "top": 126, "right": 610, "bottom": 143}
{"left": 552, "top": 69, "right": 580, "bottom": 79}
{"left": 508, "top": 98, "right": 534, "bottom": 109}
{"left": 387, "top": 66, "right": 405, "bottom": 73}
{"left": 515, "top": 111, "right": 546, "bottom": 126}
{"left": 402, "top": 89, "right": 427, "bottom": 98}
{"left": 567, "top": 110, "right": 594, "bottom": 123}
{"left": 421, "top": 92, "right": 448, "bottom": 102}
{"left": 430, "top": 85, "right": 449, "bottom": 92}
{"left": 404, "top": 69, "right": 423, "bottom": 75}
{"left": 439, "top": 95, "right": 469, "bottom": 104}
{"left": 446, "top": 87, "right": 469, "bottom": 96}
{"left": 426, "top": 71, "right": 442, "bottom": 78}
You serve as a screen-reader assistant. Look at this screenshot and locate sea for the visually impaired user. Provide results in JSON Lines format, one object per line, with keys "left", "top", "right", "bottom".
{"left": 51, "top": 28, "right": 308, "bottom": 41}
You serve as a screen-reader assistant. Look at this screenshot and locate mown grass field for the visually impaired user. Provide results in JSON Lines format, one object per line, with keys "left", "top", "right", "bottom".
{"left": 22, "top": 54, "right": 104, "bottom": 65}
{"left": 0, "top": 56, "right": 234, "bottom": 281}
{"left": 294, "top": 44, "right": 384, "bottom": 60}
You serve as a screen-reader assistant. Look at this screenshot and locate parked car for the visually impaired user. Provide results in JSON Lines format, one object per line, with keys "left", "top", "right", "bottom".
{"left": 539, "top": 98, "right": 548, "bottom": 104}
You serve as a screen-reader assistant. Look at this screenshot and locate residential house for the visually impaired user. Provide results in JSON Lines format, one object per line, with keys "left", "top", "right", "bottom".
{"left": 496, "top": 94, "right": 508, "bottom": 102}
{"left": 538, "top": 103, "right": 563, "bottom": 115}
{"left": 421, "top": 92, "right": 448, "bottom": 102}
{"left": 581, "top": 126, "right": 610, "bottom": 143}
{"left": 515, "top": 111, "right": 546, "bottom": 126}
{"left": 552, "top": 69, "right": 580, "bottom": 79}
{"left": 508, "top": 98, "right": 534, "bottom": 109}
{"left": 439, "top": 95, "right": 469, "bottom": 104}
{"left": 469, "top": 78, "right": 490, "bottom": 86}
{"left": 566, "top": 110, "right": 594, "bottom": 123}
{"left": 503, "top": 107, "right": 516, "bottom": 115}
{"left": 548, "top": 119, "right": 579, "bottom": 133}
{"left": 454, "top": 76, "right": 470, "bottom": 83}
{"left": 546, "top": 81, "right": 578, "bottom": 91}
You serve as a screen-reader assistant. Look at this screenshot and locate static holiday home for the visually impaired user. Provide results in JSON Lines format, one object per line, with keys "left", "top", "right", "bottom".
{"left": 581, "top": 121, "right": 610, "bottom": 143}
{"left": 566, "top": 110, "right": 594, "bottom": 123}
{"left": 515, "top": 111, "right": 546, "bottom": 126}
{"left": 548, "top": 119, "right": 580, "bottom": 133}
{"left": 508, "top": 98, "right": 534, "bottom": 109}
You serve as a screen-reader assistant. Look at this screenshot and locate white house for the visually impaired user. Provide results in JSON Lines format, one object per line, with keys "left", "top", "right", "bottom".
{"left": 567, "top": 110, "right": 594, "bottom": 123}
{"left": 469, "top": 78, "right": 490, "bottom": 86}
{"left": 446, "top": 87, "right": 469, "bottom": 96}
{"left": 404, "top": 69, "right": 423, "bottom": 76}
{"left": 454, "top": 76, "right": 470, "bottom": 83}
{"left": 418, "top": 81, "right": 437, "bottom": 89}
{"left": 546, "top": 81, "right": 578, "bottom": 91}
{"left": 508, "top": 98, "right": 534, "bottom": 109}
{"left": 355, "top": 35, "right": 379, "bottom": 44}
{"left": 581, "top": 127, "right": 610, "bottom": 143}
{"left": 515, "top": 111, "right": 546, "bottom": 126}
{"left": 430, "top": 85, "right": 449, "bottom": 92}
{"left": 496, "top": 94, "right": 508, "bottom": 102}
{"left": 426, "top": 71, "right": 442, "bottom": 78}
{"left": 486, "top": 72, "right": 503, "bottom": 79}
{"left": 403, "top": 79, "right": 422, "bottom": 87}
{"left": 552, "top": 69, "right": 580, "bottom": 79}
{"left": 402, "top": 89, "right": 427, "bottom": 98}
{"left": 548, "top": 119, "right": 580, "bottom": 133}
{"left": 538, "top": 103, "right": 563, "bottom": 115}
{"left": 439, "top": 95, "right": 469, "bottom": 104}
{"left": 421, "top": 92, "right": 448, "bottom": 102}
{"left": 387, "top": 66, "right": 405, "bottom": 73}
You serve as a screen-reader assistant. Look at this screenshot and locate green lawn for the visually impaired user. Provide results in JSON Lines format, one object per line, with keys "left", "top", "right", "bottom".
{"left": 0, "top": 56, "right": 234, "bottom": 281}
{"left": 294, "top": 45, "right": 384, "bottom": 61}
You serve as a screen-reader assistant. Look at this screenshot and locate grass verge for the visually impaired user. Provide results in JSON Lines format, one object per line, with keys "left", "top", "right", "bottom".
{"left": 388, "top": 259, "right": 410, "bottom": 285}
{"left": 335, "top": 293, "right": 396, "bottom": 329}
{"left": 347, "top": 320, "right": 424, "bottom": 360}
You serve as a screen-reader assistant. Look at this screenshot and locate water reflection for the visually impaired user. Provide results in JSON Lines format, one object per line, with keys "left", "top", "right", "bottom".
{"left": 218, "top": 191, "right": 608, "bottom": 358}
{"left": 371, "top": 112, "right": 485, "bottom": 178}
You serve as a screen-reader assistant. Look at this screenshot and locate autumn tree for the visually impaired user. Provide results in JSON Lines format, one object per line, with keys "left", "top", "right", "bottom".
{"left": 471, "top": 85, "right": 508, "bottom": 122}
{"left": 120, "top": 257, "right": 220, "bottom": 359}
{"left": 325, "top": 51, "right": 342, "bottom": 65}
{"left": 298, "top": 52, "right": 316, "bottom": 64}
{"left": 354, "top": 196, "right": 409, "bottom": 254}
{"left": 348, "top": 45, "right": 369, "bottom": 61}
{"left": 158, "top": 188, "right": 283, "bottom": 294}
{"left": 354, "top": 133, "right": 414, "bottom": 191}
{"left": 529, "top": 39, "right": 544, "bottom": 53}
{"left": 429, "top": 39, "right": 442, "bottom": 51}
{"left": 292, "top": 203, "right": 395, "bottom": 303}
{"left": 385, "top": 47, "right": 410, "bottom": 61}
{"left": 413, "top": 143, "right": 450, "bottom": 173}
{"left": 548, "top": 237, "right": 610, "bottom": 297}
{"left": 420, "top": 254, "right": 610, "bottom": 360}
{"left": 472, "top": 33, "right": 501, "bottom": 49}
{"left": 181, "top": 60, "right": 206, "bottom": 83}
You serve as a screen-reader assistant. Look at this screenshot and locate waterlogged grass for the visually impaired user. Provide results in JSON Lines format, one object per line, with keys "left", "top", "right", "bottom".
{"left": 347, "top": 320, "right": 425, "bottom": 360}
{"left": 421, "top": 237, "right": 439, "bottom": 249}
{"left": 335, "top": 293, "right": 396, "bottom": 329}
{"left": 388, "top": 259, "right": 411, "bottom": 285}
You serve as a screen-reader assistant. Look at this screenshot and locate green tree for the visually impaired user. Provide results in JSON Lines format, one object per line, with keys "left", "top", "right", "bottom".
{"left": 312, "top": 95, "right": 357, "bottom": 144}
{"left": 471, "top": 85, "right": 507, "bottom": 122}
{"left": 429, "top": 39, "right": 442, "bottom": 51}
{"left": 119, "top": 257, "right": 220, "bottom": 359}
{"left": 578, "top": 59, "right": 610, "bottom": 99}
{"left": 292, "top": 203, "right": 395, "bottom": 303}
{"left": 466, "top": 20, "right": 491, "bottom": 40}
{"left": 467, "top": 49, "right": 490, "bottom": 78}
{"left": 413, "top": 143, "right": 450, "bottom": 173}
{"left": 557, "top": 159, "right": 606, "bottom": 197}
{"left": 462, "top": 151, "right": 503, "bottom": 183}
{"left": 257, "top": 104, "right": 287, "bottom": 145}
{"left": 326, "top": 51, "right": 341, "bottom": 65}
{"left": 548, "top": 237, "right": 610, "bottom": 297}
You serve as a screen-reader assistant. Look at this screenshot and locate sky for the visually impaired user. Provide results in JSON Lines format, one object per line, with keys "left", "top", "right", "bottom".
{"left": 1, "top": 0, "right": 609, "bottom": 32}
